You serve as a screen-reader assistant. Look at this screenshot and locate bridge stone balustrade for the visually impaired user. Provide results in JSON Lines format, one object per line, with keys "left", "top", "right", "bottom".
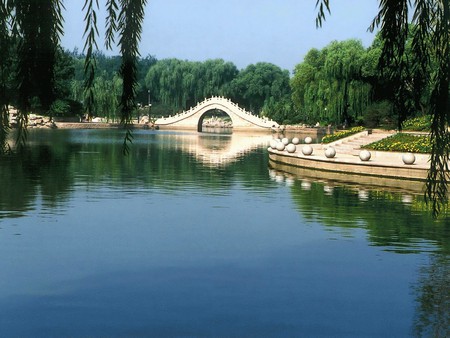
{"left": 155, "top": 96, "right": 279, "bottom": 131}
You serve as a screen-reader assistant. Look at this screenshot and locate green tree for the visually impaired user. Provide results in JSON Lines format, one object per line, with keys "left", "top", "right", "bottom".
{"left": 145, "top": 58, "right": 238, "bottom": 113}
{"left": 0, "top": 0, "right": 147, "bottom": 153}
{"left": 227, "top": 62, "right": 291, "bottom": 119}
{"left": 291, "top": 40, "right": 371, "bottom": 125}
{"left": 316, "top": 0, "right": 450, "bottom": 216}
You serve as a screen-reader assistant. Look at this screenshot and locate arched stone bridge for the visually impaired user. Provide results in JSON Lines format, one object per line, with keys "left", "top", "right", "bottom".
{"left": 155, "top": 96, "right": 279, "bottom": 131}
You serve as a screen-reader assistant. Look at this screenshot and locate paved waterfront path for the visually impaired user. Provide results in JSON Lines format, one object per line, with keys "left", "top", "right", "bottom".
{"left": 268, "top": 129, "right": 434, "bottom": 190}
{"left": 312, "top": 129, "right": 431, "bottom": 170}
{"left": 326, "top": 129, "right": 395, "bottom": 156}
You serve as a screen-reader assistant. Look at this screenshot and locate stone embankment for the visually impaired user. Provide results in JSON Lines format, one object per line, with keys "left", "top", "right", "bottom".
{"left": 268, "top": 129, "right": 430, "bottom": 182}
{"left": 9, "top": 109, "right": 56, "bottom": 129}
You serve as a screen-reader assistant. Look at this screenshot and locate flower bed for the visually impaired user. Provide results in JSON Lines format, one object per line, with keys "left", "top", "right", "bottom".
{"left": 401, "top": 115, "right": 431, "bottom": 131}
{"left": 321, "top": 126, "right": 365, "bottom": 144}
{"left": 362, "top": 133, "right": 431, "bottom": 153}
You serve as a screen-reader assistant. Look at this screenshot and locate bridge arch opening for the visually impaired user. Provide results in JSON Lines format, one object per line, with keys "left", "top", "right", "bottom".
{"left": 197, "top": 109, "right": 233, "bottom": 133}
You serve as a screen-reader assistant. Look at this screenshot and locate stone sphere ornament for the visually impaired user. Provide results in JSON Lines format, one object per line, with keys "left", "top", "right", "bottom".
{"left": 292, "top": 137, "right": 300, "bottom": 145}
{"left": 282, "top": 137, "right": 290, "bottom": 145}
{"left": 325, "top": 147, "right": 336, "bottom": 158}
{"left": 269, "top": 139, "right": 278, "bottom": 149}
{"left": 359, "top": 150, "right": 371, "bottom": 161}
{"left": 276, "top": 142, "right": 285, "bottom": 151}
{"left": 304, "top": 136, "right": 313, "bottom": 144}
{"left": 286, "top": 143, "right": 297, "bottom": 153}
{"left": 302, "top": 145, "right": 314, "bottom": 155}
{"left": 402, "top": 152, "right": 416, "bottom": 165}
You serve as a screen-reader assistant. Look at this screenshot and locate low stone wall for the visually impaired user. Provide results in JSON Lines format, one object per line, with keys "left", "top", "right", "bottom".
{"left": 269, "top": 160, "right": 427, "bottom": 193}
{"left": 9, "top": 112, "right": 56, "bottom": 129}
{"left": 268, "top": 148, "right": 429, "bottom": 181}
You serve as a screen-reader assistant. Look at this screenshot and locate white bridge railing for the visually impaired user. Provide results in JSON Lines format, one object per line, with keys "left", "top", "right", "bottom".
{"left": 155, "top": 96, "right": 279, "bottom": 129}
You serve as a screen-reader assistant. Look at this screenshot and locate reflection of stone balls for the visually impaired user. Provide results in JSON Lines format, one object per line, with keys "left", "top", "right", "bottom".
{"left": 292, "top": 137, "right": 300, "bottom": 145}
{"left": 282, "top": 137, "right": 290, "bottom": 145}
{"left": 304, "top": 136, "right": 313, "bottom": 144}
{"left": 302, "top": 145, "right": 313, "bottom": 155}
{"left": 402, "top": 153, "right": 416, "bottom": 164}
{"left": 325, "top": 147, "right": 336, "bottom": 158}
{"left": 276, "top": 142, "right": 285, "bottom": 151}
{"left": 286, "top": 143, "right": 296, "bottom": 153}
{"left": 359, "top": 150, "right": 371, "bottom": 161}
{"left": 269, "top": 139, "right": 278, "bottom": 149}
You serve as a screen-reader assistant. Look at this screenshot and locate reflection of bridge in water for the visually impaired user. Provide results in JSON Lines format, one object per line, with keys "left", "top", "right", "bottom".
{"left": 158, "top": 132, "right": 273, "bottom": 167}
{"left": 155, "top": 96, "right": 279, "bottom": 131}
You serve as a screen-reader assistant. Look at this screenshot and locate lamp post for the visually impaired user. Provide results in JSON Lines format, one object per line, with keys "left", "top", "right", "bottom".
{"left": 147, "top": 89, "right": 153, "bottom": 126}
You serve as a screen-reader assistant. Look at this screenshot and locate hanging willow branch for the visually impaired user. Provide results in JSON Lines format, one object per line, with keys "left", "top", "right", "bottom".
{"left": 105, "top": 0, "right": 119, "bottom": 50}
{"left": 315, "top": 0, "right": 330, "bottom": 28}
{"left": 371, "top": 0, "right": 410, "bottom": 131}
{"left": 425, "top": 0, "right": 450, "bottom": 217}
{"left": 117, "top": 0, "right": 147, "bottom": 155}
{"left": 10, "top": 0, "right": 64, "bottom": 150}
{"left": 0, "top": 2, "right": 12, "bottom": 154}
{"left": 82, "top": 0, "right": 99, "bottom": 120}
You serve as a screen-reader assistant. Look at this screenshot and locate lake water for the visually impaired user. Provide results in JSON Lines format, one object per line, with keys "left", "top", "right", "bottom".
{"left": 0, "top": 129, "right": 448, "bottom": 337}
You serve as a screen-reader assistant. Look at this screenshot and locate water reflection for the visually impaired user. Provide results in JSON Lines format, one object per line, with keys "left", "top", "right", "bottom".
{"left": 414, "top": 254, "right": 450, "bottom": 337}
{"left": 270, "top": 167, "right": 450, "bottom": 252}
{"left": 155, "top": 131, "right": 272, "bottom": 167}
{"left": 0, "top": 129, "right": 274, "bottom": 220}
{"left": 0, "top": 129, "right": 449, "bottom": 337}
{"left": 270, "top": 167, "right": 450, "bottom": 337}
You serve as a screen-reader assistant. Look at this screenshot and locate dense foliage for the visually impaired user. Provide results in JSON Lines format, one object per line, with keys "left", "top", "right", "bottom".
{"left": 0, "top": 0, "right": 147, "bottom": 153}
{"left": 402, "top": 115, "right": 432, "bottom": 132}
{"left": 144, "top": 58, "right": 238, "bottom": 113}
{"left": 291, "top": 40, "right": 371, "bottom": 126}
{"left": 69, "top": 51, "right": 156, "bottom": 121}
{"left": 317, "top": 0, "right": 450, "bottom": 217}
{"left": 144, "top": 59, "right": 292, "bottom": 121}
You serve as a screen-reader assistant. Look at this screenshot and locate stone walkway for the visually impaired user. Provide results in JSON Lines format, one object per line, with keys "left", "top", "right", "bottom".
{"left": 269, "top": 129, "right": 431, "bottom": 182}
{"left": 326, "top": 130, "right": 395, "bottom": 156}
{"left": 317, "top": 129, "right": 431, "bottom": 170}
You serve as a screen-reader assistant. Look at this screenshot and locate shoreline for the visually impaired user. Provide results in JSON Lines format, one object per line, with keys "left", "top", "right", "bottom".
{"left": 20, "top": 122, "right": 433, "bottom": 183}
{"left": 268, "top": 143, "right": 430, "bottom": 182}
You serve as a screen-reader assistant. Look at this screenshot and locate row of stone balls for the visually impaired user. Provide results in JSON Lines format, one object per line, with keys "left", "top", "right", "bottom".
{"left": 269, "top": 137, "right": 330, "bottom": 157}
{"left": 269, "top": 137, "right": 417, "bottom": 164}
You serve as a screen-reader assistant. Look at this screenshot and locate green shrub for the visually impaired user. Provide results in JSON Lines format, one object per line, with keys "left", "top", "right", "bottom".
{"left": 401, "top": 115, "right": 432, "bottom": 131}
{"left": 363, "top": 101, "right": 395, "bottom": 129}
{"left": 322, "top": 126, "right": 365, "bottom": 144}
{"left": 362, "top": 133, "right": 431, "bottom": 153}
{"left": 49, "top": 99, "right": 82, "bottom": 117}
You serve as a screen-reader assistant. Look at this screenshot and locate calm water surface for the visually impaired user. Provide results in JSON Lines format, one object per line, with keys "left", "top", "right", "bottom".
{"left": 0, "top": 129, "right": 448, "bottom": 337}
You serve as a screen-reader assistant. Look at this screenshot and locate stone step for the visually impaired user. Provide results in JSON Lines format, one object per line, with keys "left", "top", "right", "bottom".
{"left": 326, "top": 131, "right": 394, "bottom": 155}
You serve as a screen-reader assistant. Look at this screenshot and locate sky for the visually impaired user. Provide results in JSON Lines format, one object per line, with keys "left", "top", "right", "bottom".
{"left": 61, "top": 0, "right": 380, "bottom": 72}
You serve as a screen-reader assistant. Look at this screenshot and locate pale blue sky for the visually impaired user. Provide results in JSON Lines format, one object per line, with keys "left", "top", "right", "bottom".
{"left": 61, "top": 0, "right": 380, "bottom": 72}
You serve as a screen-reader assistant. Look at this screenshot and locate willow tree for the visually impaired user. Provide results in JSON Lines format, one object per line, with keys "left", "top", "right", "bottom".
{"left": 145, "top": 58, "right": 238, "bottom": 112}
{"left": 0, "top": 0, "right": 147, "bottom": 154}
{"left": 227, "top": 62, "right": 291, "bottom": 117}
{"left": 324, "top": 40, "right": 371, "bottom": 124}
{"left": 317, "top": 0, "right": 450, "bottom": 217}
{"left": 291, "top": 40, "right": 371, "bottom": 125}
{"left": 0, "top": 2, "right": 12, "bottom": 153}
{"left": 0, "top": 0, "right": 64, "bottom": 148}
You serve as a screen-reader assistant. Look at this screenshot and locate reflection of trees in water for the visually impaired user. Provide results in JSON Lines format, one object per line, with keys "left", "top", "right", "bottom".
{"left": 280, "top": 173, "right": 450, "bottom": 336}
{"left": 0, "top": 141, "right": 77, "bottom": 219}
{"left": 285, "top": 175, "right": 450, "bottom": 254}
{"left": 414, "top": 254, "right": 450, "bottom": 338}
{"left": 1, "top": 130, "right": 272, "bottom": 219}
